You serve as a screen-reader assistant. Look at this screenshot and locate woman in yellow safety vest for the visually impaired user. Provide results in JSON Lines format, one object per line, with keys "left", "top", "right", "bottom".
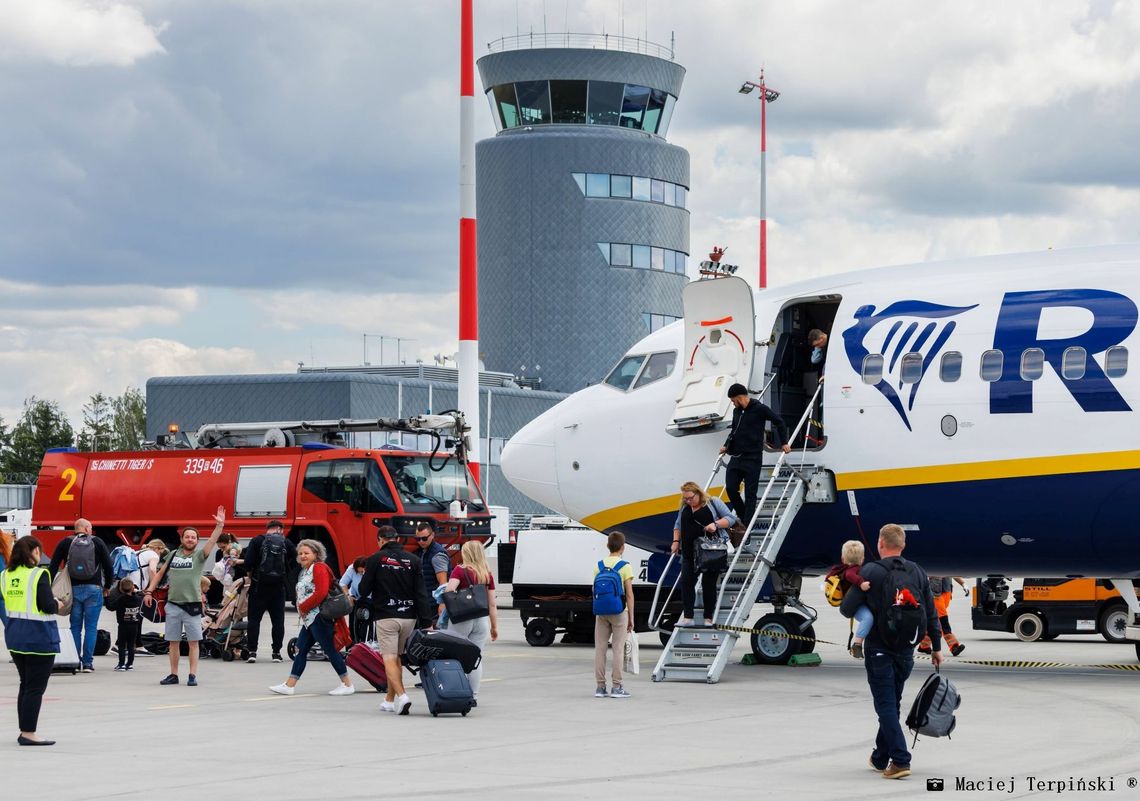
{"left": 0, "top": 535, "right": 61, "bottom": 745}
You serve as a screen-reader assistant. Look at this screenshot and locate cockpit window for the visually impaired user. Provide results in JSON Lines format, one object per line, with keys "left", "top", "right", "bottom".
{"left": 604, "top": 354, "right": 646, "bottom": 391}
{"left": 633, "top": 351, "right": 676, "bottom": 388}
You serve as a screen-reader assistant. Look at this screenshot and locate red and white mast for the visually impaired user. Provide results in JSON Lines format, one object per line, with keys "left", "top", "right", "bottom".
{"left": 459, "top": 0, "right": 481, "bottom": 483}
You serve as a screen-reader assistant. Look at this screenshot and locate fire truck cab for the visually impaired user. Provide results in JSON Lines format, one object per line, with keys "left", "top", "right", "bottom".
{"left": 31, "top": 413, "right": 491, "bottom": 572}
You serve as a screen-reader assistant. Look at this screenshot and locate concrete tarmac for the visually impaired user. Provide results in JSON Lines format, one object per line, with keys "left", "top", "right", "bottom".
{"left": 4, "top": 583, "right": 1140, "bottom": 800}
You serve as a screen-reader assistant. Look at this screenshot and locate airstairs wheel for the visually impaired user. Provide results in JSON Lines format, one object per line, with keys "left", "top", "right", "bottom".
{"left": 749, "top": 613, "right": 801, "bottom": 665}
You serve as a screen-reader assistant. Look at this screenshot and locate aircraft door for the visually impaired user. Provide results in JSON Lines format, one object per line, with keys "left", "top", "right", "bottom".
{"left": 668, "top": 276, "right": 756, "bottom": 435}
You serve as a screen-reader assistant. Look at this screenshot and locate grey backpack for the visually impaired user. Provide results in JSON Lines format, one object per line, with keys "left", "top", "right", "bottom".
{"left": 67, "top": 534, "right": 99, "bottom": 581}
{"left": 906, "top": 669, "right": 961, "bottom": 745}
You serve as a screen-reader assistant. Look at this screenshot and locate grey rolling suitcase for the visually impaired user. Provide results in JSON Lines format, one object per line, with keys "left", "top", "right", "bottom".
{"left": 420, "top": 659, "right": 474, "bottom": 716}
{"left": 52, "top": 630, "right": 81, "bottom": 674}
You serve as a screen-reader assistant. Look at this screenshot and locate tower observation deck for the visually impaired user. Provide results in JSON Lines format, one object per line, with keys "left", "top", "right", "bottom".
{"left": 476, "top": 34, "right": 689, "bottom": 392}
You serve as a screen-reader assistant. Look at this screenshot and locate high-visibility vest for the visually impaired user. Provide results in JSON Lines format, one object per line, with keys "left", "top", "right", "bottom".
{"left": 1, "top": 565, "right": 53, "bottom": 620}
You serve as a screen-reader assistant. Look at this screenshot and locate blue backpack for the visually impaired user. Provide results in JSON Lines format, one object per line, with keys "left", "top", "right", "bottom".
{"left": 592, "top": 560, "right": 628, "bottom": 615}
{"left": 111, "top": 545, "right": 140, "bottom": 580}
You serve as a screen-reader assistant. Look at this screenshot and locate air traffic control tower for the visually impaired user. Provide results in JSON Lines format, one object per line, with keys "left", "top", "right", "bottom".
{"left": 476, "top": 35, "right": 689, "bottom": 393}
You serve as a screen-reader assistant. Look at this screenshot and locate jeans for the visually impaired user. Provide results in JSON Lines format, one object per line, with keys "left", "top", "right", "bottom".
{"left": 448, "top": 615, "right": 490, "bottom": 695}
{"left": 864, "top": 646, "right": 915, "bottom": 767}
{"left": 725, "top": 457, "right": 762, "bottom": 528}
{"left": 12, "top": 652, "right": 54, "bottom": 733}
{"left": 680, "top": 557, "right": 721, "bottom": 621}
{"left": 247, "top": 580, "right": 286, "bottom": 654}
{"left": 288, "top": 616, "right": 347, "bottom": 681}
{"left": 70, "top": 583, "right": 103, "bottom": 667}
{"left": 854, "top": 605, "right": 874, "bottom": 639}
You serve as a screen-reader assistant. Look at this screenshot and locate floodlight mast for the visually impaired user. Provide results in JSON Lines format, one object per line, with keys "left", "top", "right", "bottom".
{"left": 739, "top": 70, "right": 779, "bottom": 289}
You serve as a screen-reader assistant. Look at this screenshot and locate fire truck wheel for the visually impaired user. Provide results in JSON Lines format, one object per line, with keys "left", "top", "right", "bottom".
{"left": 1013, "top": 611, "right": 1046, "bottom": 642}
{"left": 524, "top": 618, "right": 556, "bottom": 647}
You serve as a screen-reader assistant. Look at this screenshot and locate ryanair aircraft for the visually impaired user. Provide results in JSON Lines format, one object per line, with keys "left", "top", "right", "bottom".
{"left": 501, "top": 245, "right": 1140, "bottom": 667}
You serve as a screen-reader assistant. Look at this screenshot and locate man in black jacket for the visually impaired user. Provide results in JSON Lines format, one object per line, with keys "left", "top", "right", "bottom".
{"left": 840, "top": 524, "right": 942, "bottom": 780}
{"left": 718, "top": 383, "right": 790, "bottom": 533}
{"left": 49, "top": 519, "right": 114, "bottom": 672}
{"left": 357, "top": 524, "right": 432, "bottom": 716}
{"left": 242, "top": 520, "right": 297, "bottom": 664}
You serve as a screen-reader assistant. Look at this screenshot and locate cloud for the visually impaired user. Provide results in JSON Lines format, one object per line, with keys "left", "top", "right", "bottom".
{"left": 0, "top": 0, "right": 166, "bottom": 67}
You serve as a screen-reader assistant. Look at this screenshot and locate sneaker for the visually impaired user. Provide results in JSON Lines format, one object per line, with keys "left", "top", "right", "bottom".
{"left": 114, "top": 664, "right": 126, "bottom": 672}
{"left": 159, "top": 674, "right": 179, "bottom": 685}
{"left": 272, "top": 652, "right": 283, "bottom": 663}
{"left": 81, "top": 665, "right": 94, "bottom": 673}
{"left": 702, "top": 619, "right": 715, "bottom": 627}
{"left": 868, "top": 757, "right": 887, "bottom": 772}
{"left": 187, "top": 674, "right": 197, "bottom": 687}
{"left": 329, "top": 684, "right": 355, "bottom": 696}
{"left": 679, "top": 618, "right": 694, "bottom": 627}
{"left": 882, "top": 761, "right": 911, "bottom": 779}
{"left": 610, "top": 685, "right": 631, "bottom": 699}
{"left": 951, "top": 643, "right": 966, "bottom": 656}
{"left": 246, "top": 653, "right": 257, "bottom": 664}
{"left": 396, "top": 693, "right": 412, "bottom": 715}
{"left": 125, "top": 665, "right": 134, "bottom": 671}
{"left": 269, "top": 683, "right": 295, "bottom": 696}
{"left": 379, "top": 700, "right": 396, "bottom": 713}
{"left": 916, "top": 645, "right": 932, "bottom": 655}
{"left": 595, "top": 685, "right": 608, "bottom": 698}
{"left": 850, "top": 642, "right": 864, "bottom": 659}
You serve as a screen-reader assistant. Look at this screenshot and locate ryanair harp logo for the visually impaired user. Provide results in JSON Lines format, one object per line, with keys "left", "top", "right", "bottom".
{"left": 842, "top": 300, "right": 977, "bottom": 430}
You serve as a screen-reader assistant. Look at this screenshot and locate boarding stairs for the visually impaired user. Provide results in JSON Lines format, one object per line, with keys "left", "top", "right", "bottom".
{"left": 650, "top": 384, "right": 822, "bottom": 684}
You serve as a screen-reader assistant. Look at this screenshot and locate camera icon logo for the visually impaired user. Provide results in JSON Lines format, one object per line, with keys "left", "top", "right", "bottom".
{"left": 927, "top": 778, "right": 945, "bottom": 791}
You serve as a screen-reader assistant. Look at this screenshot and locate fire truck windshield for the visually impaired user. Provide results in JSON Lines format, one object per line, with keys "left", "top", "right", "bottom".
{"left": 381, "top": 455, "right": 484, "bottom": 513}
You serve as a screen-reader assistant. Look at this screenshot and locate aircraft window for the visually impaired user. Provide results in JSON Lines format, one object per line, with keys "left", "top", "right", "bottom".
{"left": 1106, "top": 346, "right": 1129, "bottom": 378}
{"left": 1020, "top": 348, "right": 1045, "bottom": 381}
{"left": 604, "top": 354, "right": 646, "bottom": 391}
{"left": 900, "top": 352, "right": 923, "bottom": 384}
{"left": 634, "top": 351, "right": 676, "bottom": 389}
{"left": 861, "top": 353, "right": 884, "bottom": 384}
{"left": 980, "top": 349, "right": 1004, "bottom": 382}
{"left": 940, "top": 351, "right": 962, "bottom": 382}
{"left": 1061, "top": 346, "right": 1086, "bottom": 380}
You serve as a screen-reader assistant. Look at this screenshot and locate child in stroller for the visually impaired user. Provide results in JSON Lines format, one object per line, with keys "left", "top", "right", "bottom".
{"left": 201, "top": 577, "right": 252, "bottom": 661}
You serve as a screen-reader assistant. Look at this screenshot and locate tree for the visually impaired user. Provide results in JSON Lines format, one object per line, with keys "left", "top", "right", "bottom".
{"left": 77, "top": 392, "right": 114, "bottom": 452}
{"left": 2, "top": 397, "right": 75, "bottom": 482}
{"left": 110, "top": 387, "right": 147, "bottom": 451}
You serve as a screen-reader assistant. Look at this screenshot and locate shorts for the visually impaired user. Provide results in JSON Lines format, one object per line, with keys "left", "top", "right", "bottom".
{"left": 376, "top": 618, "right": 415, "bottom": 657}
{"left": 165, "top": 603, "right": 204, "bottom": 642}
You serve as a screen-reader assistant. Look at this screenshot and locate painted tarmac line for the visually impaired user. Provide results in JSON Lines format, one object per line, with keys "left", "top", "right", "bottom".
{"left": 148, "top": 704, "right": 195, "bottom": 710}
{"left": 243, "top": 693, "right": 319, "bottom": 701}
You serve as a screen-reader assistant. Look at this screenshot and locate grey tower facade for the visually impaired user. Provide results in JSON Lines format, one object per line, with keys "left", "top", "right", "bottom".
{"left": 476, "top": 40, "right": 689, "bottom": 393}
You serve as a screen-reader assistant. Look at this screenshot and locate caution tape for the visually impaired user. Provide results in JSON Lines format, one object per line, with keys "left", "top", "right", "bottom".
{"left": 713, "top": 623, "right": 844, "bottom": 647}
{"left": 713, "top": 624, "right": 1140, "bottom": 670}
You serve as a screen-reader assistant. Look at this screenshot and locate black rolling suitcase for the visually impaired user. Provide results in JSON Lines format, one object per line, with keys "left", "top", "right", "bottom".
{"left": 403, "top": 629, "right": 481, "bottom": 673}
{"left": 421, "top": 659, "right": 474, "bottom": 717}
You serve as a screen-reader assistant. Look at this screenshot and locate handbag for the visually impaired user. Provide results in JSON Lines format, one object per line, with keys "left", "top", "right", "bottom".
{"left": 443, "top": 570, "right": 490, "bottom": 623}
{"left": 51, "top": 568, "right": 73, "bottom": 616}
{"left": 319, "top": 570, "right": 351, "bottom": 622}
{"left": 696, "top": 535, "right": 730, "bottom": 574}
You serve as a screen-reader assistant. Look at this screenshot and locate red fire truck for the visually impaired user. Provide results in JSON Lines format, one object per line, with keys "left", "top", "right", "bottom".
{"left": 31, "top": 413, "right": 491, "bottom": 572}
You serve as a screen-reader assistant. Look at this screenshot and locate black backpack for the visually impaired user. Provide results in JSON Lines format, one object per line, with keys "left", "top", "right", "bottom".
{"left": 873, "top": 557, "right": 928, "bottom": 650}
{"left": 258, "top": 533, "right": 287, "bottom": 580}
{"left": 67, "top": 534, "right": 100, "bottom": 581}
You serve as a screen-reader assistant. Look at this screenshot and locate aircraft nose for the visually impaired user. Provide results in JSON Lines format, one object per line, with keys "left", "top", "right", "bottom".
{"left": 500, "top": 411, "right": 564, "bottom": 512}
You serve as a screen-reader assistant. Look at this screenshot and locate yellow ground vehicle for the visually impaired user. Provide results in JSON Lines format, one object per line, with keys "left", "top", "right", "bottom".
{"left": 972, "top": 577, "right": 1138, "bottom": 643}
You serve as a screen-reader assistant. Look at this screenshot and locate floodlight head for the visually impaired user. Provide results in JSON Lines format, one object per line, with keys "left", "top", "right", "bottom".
{"left": 738, "top": 83, "right": 754, "bottom": 95}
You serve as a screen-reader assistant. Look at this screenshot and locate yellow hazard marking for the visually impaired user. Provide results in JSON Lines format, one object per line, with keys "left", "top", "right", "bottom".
{"left": 713, "top": 623, "right": 843, "bottom": 646}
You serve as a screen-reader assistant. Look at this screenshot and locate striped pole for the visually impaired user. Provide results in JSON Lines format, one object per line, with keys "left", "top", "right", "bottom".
{"left": 459, "top": 0, "right": 481, "bottom": 484}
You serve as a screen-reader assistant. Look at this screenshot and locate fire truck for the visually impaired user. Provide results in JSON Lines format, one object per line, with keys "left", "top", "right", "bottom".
{"left": 31, "top": 413, "right": 492, "bottom": 572}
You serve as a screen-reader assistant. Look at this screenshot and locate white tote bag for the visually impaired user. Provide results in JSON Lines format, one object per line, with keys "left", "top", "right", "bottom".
{"left": 623, "top": 630, "right": 641, "bottom": 675}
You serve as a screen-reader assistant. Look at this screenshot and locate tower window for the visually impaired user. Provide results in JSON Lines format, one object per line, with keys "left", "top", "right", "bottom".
{"left": 550, "top": 80, "right": 587, "bottom": 124}
{"left": 587, "top": 80, "right": 624, "bottom": 126}
{"left": 515, "top": 80, "right": 551, "bottom": 125}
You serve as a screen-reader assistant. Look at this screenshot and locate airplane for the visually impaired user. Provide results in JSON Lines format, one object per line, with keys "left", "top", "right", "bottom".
{"left": 500, "top": 243, "right": 1140, "bottom": 671}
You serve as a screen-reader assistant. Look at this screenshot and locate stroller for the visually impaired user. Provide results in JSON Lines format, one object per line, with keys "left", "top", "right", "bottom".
{"left": 201, "top": 578, "right": 252, "bottom": 662}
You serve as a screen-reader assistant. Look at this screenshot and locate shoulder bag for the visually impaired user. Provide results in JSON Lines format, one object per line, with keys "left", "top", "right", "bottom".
{"left": 443, "top": 568, "right": 490, "bottom": 623}
{"left": 319, "top": 565, "right": 351, "bottom": 622}
{"left": 51, "top": 568, "right": 73, "bottom": 616}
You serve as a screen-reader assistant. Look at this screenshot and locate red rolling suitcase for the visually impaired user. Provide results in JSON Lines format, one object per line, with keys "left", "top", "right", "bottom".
{"left": 346, "top": 643, "right": 388, "bottom": 692}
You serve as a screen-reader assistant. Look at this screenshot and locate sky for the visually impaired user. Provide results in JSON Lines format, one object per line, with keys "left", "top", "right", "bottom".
{"left": 3, "top": 0, "right": 1140, "bottom": 429}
